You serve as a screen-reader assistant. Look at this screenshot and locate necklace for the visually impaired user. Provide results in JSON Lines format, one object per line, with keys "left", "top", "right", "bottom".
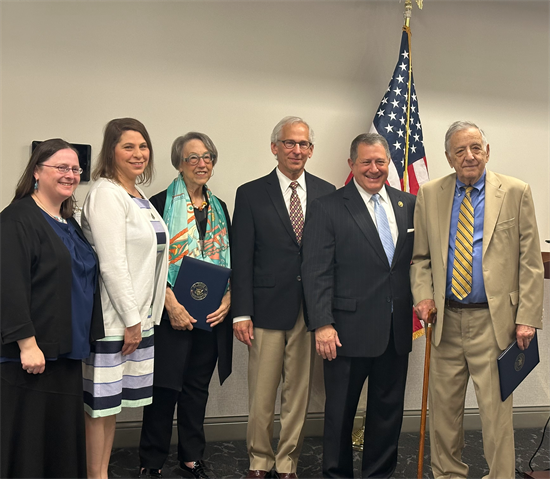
{"left": 111, "top": 178, "right": 142, "bottom": 198}
{"left": 32, "top": 194, "right": 67, "bottom": 224}
{"left": 195, "top": 200, "right": 208, "bottom": 211}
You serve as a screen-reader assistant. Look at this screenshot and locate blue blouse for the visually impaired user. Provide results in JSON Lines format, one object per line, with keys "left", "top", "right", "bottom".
{"left": 0, "top": 212, "right": 96, "bottom": 364}
{"left": 42, "top": 212, "right": 97, "bottom": 360}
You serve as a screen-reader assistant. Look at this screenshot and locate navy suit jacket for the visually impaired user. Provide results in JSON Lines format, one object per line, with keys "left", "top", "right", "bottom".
{"left": 302, "top": 181, "right": 415, "bottom": 357}
{"left": 232, "top": 168, "right": 335, "bottom": 331}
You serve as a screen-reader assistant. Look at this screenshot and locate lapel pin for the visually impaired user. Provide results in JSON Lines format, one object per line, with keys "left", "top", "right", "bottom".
{"left": 398, "top": 201, "right": 403, "bottom": 207}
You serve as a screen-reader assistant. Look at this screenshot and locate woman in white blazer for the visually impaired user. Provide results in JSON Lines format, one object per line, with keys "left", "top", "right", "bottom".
{"left": 81, "top": 118, "right": 169, "bottom": 479}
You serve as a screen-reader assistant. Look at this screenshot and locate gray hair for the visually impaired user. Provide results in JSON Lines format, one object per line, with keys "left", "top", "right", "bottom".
{"left": 349, "top": 133, "right": 391, "bottom": 163}
{"left": 444, "top": 121, "right": 488, "bottom": 152}
{"left": 270, "top": 116, "right": 315, "bottom": 144}
{"left": 171, "top": 132, "right": 219, "bottom": 170}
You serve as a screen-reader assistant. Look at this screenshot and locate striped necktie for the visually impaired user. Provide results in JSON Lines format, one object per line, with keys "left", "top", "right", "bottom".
{"left": 372, "top": 193, "right": 395, "bottom": 266}
{"left": 289, "top": 181, "right": 304, "bottom": 244}
{"left": 452, "top": 186, "right": 474, "bottom": 300}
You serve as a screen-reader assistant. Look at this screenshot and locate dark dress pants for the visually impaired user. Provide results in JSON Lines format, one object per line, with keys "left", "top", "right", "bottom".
{"left": 322, "top": 332, "right": 409, "bottom": 478}
{"left": 139, "top": 327, "right": 218, "bottom": 469}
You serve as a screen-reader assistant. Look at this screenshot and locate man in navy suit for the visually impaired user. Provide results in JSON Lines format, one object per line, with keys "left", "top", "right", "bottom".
{"left": 302, "top": 133, "right": 415, "bottom": 478}
{"left": 232, "top": 116, "right": 335, "bottom": 479}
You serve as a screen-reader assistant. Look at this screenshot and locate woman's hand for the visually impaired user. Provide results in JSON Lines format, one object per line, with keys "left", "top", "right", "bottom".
{"left": 165, "top": 287, "right": 197, "bottom": 331}
{"left": 206, "top": 290, "right": 231, "bottom": 328}
{"left": 122, "top": 323, "right": 142, "bottom": 356}
{"left": 17, "top": 336, "right": 46, "bottom": 374}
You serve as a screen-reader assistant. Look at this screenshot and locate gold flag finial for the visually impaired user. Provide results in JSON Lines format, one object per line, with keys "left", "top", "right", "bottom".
{"left": 404, "top": 0, "right": 423, "bottom": 27}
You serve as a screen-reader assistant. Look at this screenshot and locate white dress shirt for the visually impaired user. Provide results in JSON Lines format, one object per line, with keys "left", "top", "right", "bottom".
{"left": 276, "top": 167, "right": 307, "bottom": 216}
{"left": 233, "top": 169, "right": 307, "bottom": 324}
{"left": 353, "top": 178, "right": 398, "bottom": 246}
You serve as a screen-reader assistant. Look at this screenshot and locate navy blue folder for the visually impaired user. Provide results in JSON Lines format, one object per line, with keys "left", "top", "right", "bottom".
{"left": 497, "top": 330, "right": 540, "bottom": 401}
{"left": 172, "top": 256, "right": 231, "bottom": 332}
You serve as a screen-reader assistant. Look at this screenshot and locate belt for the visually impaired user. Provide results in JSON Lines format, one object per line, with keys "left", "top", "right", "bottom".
{"left": 445, "top": 299, "right": 489, "bottom": 309}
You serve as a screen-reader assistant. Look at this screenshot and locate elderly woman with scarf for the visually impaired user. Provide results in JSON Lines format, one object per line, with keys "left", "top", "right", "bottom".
{"left": 138, "top": 132, "right": 232, "bottom": 479}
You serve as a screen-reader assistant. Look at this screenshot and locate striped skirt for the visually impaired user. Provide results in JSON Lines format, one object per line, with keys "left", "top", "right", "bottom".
{"left": 82, "top": 327, "right": 154, "bottom": 418}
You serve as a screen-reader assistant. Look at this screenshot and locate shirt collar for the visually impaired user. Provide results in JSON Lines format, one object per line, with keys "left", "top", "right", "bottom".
{"left": 276, "top": 167, "right": 306, "bottom": 192}
{"left": 353, "top": 178, "right": 390, "bottom": 204}
{"left": 456, "top": 170, "right": 486, "bottom": 193}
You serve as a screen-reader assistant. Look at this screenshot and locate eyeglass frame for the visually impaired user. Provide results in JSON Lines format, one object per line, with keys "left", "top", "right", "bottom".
{"left": 278, "top": 139, "right": 313, "bottom": 151}
{"left": 40, "top": 164, "right": 83, "bottom": 175}
{"left": 182, "top": 152, "right": 215, "bottom": 166}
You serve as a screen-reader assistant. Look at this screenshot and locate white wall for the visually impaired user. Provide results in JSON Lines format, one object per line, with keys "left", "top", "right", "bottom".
{"left": 1, "top": 1, "right": 548, "bottom": 420}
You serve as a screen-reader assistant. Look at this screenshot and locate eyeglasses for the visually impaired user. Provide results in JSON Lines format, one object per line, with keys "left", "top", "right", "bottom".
{"left": 183, "top": 153, "right": 215, "bottom": 166}
{"left": 41, "top": 164, "right": 83, "bottom": 175}
{"left": 278, "top": 140, "right": 312, "bottom": 151}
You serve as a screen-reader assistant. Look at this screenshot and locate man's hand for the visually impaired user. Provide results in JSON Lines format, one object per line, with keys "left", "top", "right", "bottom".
{"left": 516, "top": 324, "right": 536, "bottom": 351}
{"left": 315, "top": 324, "right": 342, "bottom": 361}
{"left": 206, "top": 290, "right": 231, "bottom": 328}
{"left": 414, "top": 299, "right": 436, "bottom": 322}
{"left": 233, "top": 319, "right": 254, "bottom": 347}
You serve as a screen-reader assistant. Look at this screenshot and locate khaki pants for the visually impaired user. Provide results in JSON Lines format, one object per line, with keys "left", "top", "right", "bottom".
{"left": 247, "top": 310, "right": 314, "bottom": 473}
{"left": 429, "top": 306, "right": 515, "bottom": 479}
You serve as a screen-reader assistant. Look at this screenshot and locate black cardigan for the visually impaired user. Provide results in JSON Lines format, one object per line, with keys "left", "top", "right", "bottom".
{"left": 0, "top": 196, "right": 104, "bottom": 359}
{"left": 150, "top": 188, "right": 233, "bottom": 385}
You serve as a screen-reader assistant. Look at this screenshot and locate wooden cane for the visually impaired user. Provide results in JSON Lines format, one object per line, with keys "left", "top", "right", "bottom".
{"left": 417, "top": 307, "right": 437, "bottom": 479}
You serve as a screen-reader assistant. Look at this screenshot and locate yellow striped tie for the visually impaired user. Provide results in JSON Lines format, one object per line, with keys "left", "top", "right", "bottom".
{"left": 452, "top": 186, "right": 474, "bottom": 300}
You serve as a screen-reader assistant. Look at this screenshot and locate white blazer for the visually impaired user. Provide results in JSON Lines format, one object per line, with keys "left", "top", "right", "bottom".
{"left": 82, "top": 178, "right": 169, "bottom": 336}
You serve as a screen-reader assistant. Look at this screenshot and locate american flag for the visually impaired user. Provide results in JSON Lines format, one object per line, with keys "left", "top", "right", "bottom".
{"left": 347, "top": 26, "right": 429, "bottom": 195}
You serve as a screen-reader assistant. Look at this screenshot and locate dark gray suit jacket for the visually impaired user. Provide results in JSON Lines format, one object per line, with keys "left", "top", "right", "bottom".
{"left": 232, "top": 168, "right": 335, "bottom": 331}
{"left": 302, "top": 181, "right": 415, "bottom": 357}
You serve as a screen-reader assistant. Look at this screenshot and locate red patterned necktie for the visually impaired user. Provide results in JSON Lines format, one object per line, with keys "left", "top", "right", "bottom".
{"left": 289, "top": 181, "right": 304, "bottom": 244}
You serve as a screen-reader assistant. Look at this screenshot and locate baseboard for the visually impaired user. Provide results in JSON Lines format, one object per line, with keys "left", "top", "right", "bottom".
{"left": 113, "top": 413, "right": 326, "bottom": 448}
{"left": 113, "top": 406, "right": 550, "bottom": 448}
{"left": 400, "top": 405, "right": 550, "bottom": 432}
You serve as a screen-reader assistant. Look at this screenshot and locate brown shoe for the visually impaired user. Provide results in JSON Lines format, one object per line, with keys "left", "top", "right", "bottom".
{"left": 277, "top": 474, "right": 297, "bottom": 479}
{"left": 245, "top": 471, "right": 269, "bottom": 479}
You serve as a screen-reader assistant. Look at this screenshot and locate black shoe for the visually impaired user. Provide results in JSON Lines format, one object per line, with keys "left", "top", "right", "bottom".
{"left": 180, "top": 461, "right": 210, "bottom": 479}
{"left": 139, "top": 467, "right": 163, "bottom": 478}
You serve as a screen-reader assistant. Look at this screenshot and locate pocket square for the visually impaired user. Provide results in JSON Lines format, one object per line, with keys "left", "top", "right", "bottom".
{"left": 407, "top": 228, "right": 414, "bottom": 233}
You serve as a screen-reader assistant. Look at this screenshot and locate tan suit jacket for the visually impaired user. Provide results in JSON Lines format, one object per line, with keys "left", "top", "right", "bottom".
{"left": 410, "top": 169, "right": 544, "bottom": 349}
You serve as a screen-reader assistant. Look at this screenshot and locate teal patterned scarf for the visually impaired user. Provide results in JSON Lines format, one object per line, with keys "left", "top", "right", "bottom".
{"left": 163, "top": 174, "right": 230, "bottom": 287}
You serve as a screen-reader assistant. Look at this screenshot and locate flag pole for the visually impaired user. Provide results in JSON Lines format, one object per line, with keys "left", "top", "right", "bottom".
{"left": 351, "top": 0, "right": 425, "bottom": 451}
{"left": 404, "top": 0, "right": 412, "bottom": 27}
{"left": 402, "top": 0, "right": 422, "bottom": 191}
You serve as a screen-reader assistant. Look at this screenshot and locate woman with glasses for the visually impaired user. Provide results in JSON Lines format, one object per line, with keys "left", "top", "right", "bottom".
{"left": 138, "top": 132, "right": 232, "bottom": 479}
{"left": 0, "top": 139, "right": 104, "bottom": 478}
{"left": 81, "top": 118, "right": 169, "bottom": 479}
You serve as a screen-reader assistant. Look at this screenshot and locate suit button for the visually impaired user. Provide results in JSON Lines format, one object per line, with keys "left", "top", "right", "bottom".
{"left": 386, "top": 297, "right": 392, "bottom": 303}
{"left": 297, "top": 275, "right": 302, "bottom": 281}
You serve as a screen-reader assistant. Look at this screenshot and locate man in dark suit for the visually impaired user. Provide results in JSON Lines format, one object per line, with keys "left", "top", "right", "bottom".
{"left": 302, "top": 133, "right": 415, "bottom": 478}
{"left": 232, "top": 116, "right": 335, "bottom": 479}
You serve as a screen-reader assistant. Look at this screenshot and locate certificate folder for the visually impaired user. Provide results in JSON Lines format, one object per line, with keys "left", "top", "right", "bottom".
{"left": 172, "top": 256, "right": 231, "bottom": 332}
{"left": 497, "top": 331, "right": 540, "bottom": 401}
